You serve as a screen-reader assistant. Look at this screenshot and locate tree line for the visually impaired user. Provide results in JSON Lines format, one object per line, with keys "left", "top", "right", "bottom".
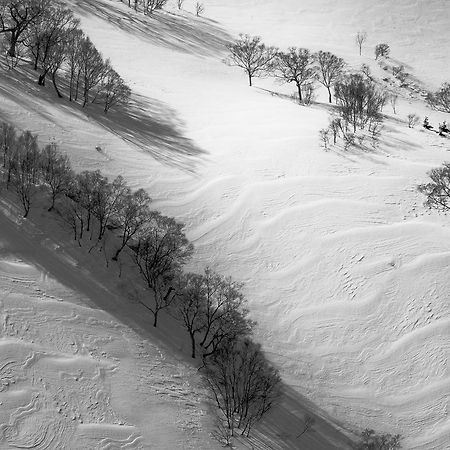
{"left": 0, "top": 0, "right": 130, "bottom": 113}
{"left": 226, "top": 34, "right": 388, "bottom": 151}
{"left": 0, "top": 121, "right": 281, "bottom": 441}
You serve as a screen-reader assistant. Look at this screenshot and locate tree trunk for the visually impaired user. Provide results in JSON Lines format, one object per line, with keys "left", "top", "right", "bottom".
{"left": 327, "top": 87, "right": 332, "bottom": 103}
{"left": 248, "top": 72, "right": 252, "bottom": 87}
{"left": 7, "top": 34, "right": 18, "bottom": 58}
{"left": 38, "top": 71, "right": 47, "bottom": 86}
{"left": 190, "top": 332, "right": 196, "bottom": 358}
{"left": 297, "top": 82, "right": 302, "bottom": 103}
{"left": 52, "top": 71, "right": 63, "bottom": 98}
{"left": 153, "top": 310, "right": 158, "bottom": 327}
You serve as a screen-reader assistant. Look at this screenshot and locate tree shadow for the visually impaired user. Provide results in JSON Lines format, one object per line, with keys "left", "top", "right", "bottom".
{"left": 0, "top": 62, "right": 207, "bottom": 174}
{"left": 93, "top": 93, "right": 207, "bottom": 174}
{"left": 243, "top": 383, "right": 353, "bottom": 449}
{"left": 69, "top": 0, "right": 233, "bottom": 58}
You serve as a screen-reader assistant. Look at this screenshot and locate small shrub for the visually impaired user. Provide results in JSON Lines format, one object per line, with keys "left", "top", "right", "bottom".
{"left": 375, "top": 43, "right": 390, "bottom": 60}
{"left": 407, "top": 113, "right": 419, "bottom": 128}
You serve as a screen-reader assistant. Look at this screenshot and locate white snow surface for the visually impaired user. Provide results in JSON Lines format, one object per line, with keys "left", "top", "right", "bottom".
{"left": 0, "top": 0, "right": 449, "bottom": 448}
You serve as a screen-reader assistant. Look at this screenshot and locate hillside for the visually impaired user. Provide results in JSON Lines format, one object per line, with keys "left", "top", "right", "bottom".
{"left": 0, "top": 0, "right": 449, "bottom": 448}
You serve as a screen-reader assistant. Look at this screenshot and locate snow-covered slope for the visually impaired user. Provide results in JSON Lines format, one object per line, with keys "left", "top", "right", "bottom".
{"left": 1, "top": 0, "right": 449, "bottom": 448}
{"left": 0, "top": 197, "right": 220, "bottom": 449}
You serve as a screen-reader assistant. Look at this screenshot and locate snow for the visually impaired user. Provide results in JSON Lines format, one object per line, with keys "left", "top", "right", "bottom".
{"left": 0, "top": 0, "right": 449, "bottom": 448}
{"left": 0, "top": 198, "right": 220, "bottom": 449}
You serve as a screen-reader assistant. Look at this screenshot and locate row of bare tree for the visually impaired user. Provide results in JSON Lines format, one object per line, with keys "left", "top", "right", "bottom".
{"left": 0, "top": 0, "right": 130, "bottom": 113}
{"left": 226, "top": 34, "right": 346, "bottom": 103}
{"left": 121, "top": 0, "right": 168, "bottom": 15}
{"left": 0, "top": 121, "right": 281, "bottom": 440}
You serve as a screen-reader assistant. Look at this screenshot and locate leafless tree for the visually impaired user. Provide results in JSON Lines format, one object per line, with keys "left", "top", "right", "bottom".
{"left": 133, "top": 213, "right": 193, "bottom": 327}
{"left": 40, "top": 142, "right": 73, "bottom": 211}
{"left": 356, "top": 429, "right": 402, "bottom": 449}
{"left": 143, "top": 0, "right": 168, "bottom": 15}
{"left": 176, "top": 0, "right": 184, "bottom": 10}
{"left": 407, "top": 113, "right": 419, "bottom": 128}
{"left": 98, "top": 66, "right": 131, "bottom": 113}
{"left": 226, "top": 34, "right": 277, "bottom": 87}
{"left": 174, "top": 268, "right": 253, "bottom": 359}
{"left": 355, "top": 31, "right": 367, "bottom": 56}
{"left": 319, "top": 128, "right": 330, "bottom": 150}
{"left": 274, "top": 47, "right": 316, "bottom": 103}
{"left": 12, "top": 130, "right": 42, "bottom": 217}
{"left": 112, "top": 187, "right": 151, "bottom": 261}
{"left": 334, "top": 73, "right": 386, "bottom": 132}
{"left": 389, "top": 93, "right": 398, "bottom": 114}
{"left": 66, "top": 28, "right": 84, "bottom": 102}
{"left": 427, "top": 83, "right": 450, "bottom": 113}
{"left": 0, "top": 0, "right": 48, "bottom": 57}
{"left": 418, "top": 163, "right": 450, "bottom": 212}
{"left": 375, "top": 43, "right": 390, "bottom": 60}
{"left": 204, "top": 338, "right": 281, "bottom": 437}
{"left": 78, "top": 36, "right": 107, "bottom": 107}
{"left": 328, "top": 116, "right": 341, "bottom": 144}
{"left": 315, "top": 50, "right": 345, "bottom": 103}
{"left": 195, "top": 2, "right": 204, "bottom": 16}
{"left": 91, "top": 174, "right": 128, "bottom": 241}
{"left": 0, "top": 121, "right": 17, "bottom": 187}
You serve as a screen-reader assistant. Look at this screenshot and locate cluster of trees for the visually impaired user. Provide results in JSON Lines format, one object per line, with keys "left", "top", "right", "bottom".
{"left": 0, "top": 121, "right": 281, "bottom": 440}
{"left": 120, "top": 0, "right": 168, "bottom": 15}
{"left": 120, "top": 0, "right": 204, "bottom": 17}
{"left": 355, "top": 429, "right": 402, "bottom": 449}
{"left": 319, "top": 73, "right": 386, "bottom": 151}
{"left": 226, "top": 34, "right": 345, "bottom": 104}
{"left": 354, "top": 31, "right": 390, "bottom": 61}
{"left": 0, "top": 0, "right": 130, "bottom": 113}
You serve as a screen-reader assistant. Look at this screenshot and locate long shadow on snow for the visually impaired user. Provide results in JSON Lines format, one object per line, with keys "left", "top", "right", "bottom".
{"left": 70, "top": 0, "right": 232, "bottom": 57}
{"left": 94, "top": 93, "right": 207, "bottom": 174}
{"left": 0, "top": 63, "right": 206, "bottom": 173}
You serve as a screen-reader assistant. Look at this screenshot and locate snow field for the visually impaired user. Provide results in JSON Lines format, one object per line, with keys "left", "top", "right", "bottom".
{"left": 0, "top": 0, "right": 449, "bottom": 447}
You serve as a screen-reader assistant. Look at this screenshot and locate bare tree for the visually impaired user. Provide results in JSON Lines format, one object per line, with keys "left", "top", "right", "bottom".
{"left": 274, "top": 47, "right": 316, "bottom": 103}
{"left": 40, "top": 142, "right": 73, "bottom": 211}
{"left": 23, "top": 4, "right": 76, "bottom": 86}
{"left": 133, "top": 213, "right": 193, "bottom": 327}
{"left": 143, "top": 0, "right": 168, "bottom": 15}
{"left": 389, "top": 93, "right": 398, "bottom": 114}
{"left": 204, "top": 338, "right": 281, "bottom": 437}
{"left": 375, "top": 43, "right": 390, "bottom": 60}
{"left": 427, "top": 82, "right": 450, "bottom": 113}
{"left": 356, "top": 429, "right": 402, "bottom": 449}
{"left": 78, "top": 36, "right": 107, "bottom": 107}
{"left": 174, "top": 268, "right": 253, "bottom": 359}
{"left": 176, "top": 0, "right": 184, "bottom": 10}
{"left": 12, "top": 130, "right": 41, "bottom": 217}
{"left": 319, "top": 128, "right": 330, "bottom": 150}
{"left": 0, "top": 0, "right": 48, "bottom": 57}
{"left": 197, "top": 268, "right": 253, "bottom": 359}
{"left": 92, "top": 174, "right": 128, "bottom": 241}
{"left": 195, "top": 2, "right": 204, "bottom": 16}
{"left": 173, "top": 272, "right": 207, "bottom": 358}
{"left": 226, "top": 34, "right": 277, "bottom": 87}
{"left": 315, "top": 50, "right": 345, "bottom": 103}
{"left": 355, "top": 31, "right": 367, "bottom": 56}
{"left": 66, "top": 28, "right": 84, "bottom": 102}
{"left": 98, "top": 66, "right": 131, "bottom": 113}
{"left": 407, "top": 113, "right": 419, "bottom": 128}
{"left": 112, "top": 187, "right": 151, "bottom": 261}
{"left": 418, "top": 163, "right": 450, "bottom": 212}
{"left": 0, "top": 121, "right": 17, "bottom": 188}
{"left": 334, "top": 73, "right": 386, "bottom": 132}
